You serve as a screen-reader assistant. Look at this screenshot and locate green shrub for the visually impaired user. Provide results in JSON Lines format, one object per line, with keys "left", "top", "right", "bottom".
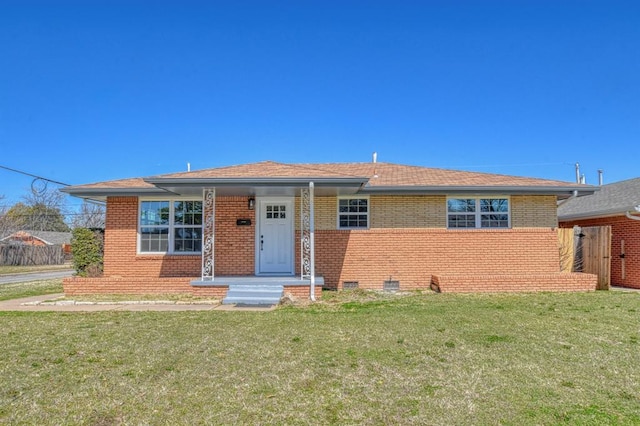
{"left": 71, "top": 228, "right": 103, "bottom": 277}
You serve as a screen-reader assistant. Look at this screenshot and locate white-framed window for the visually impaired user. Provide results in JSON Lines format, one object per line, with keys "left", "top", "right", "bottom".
{"left": 447, "top": 197, "right": 510, "bottom": 229}
{"left": 139, "top": 199, "right": 203, "bottom": 253}
{"left": 338, "top": 196, "right": 369, "bottom": 229}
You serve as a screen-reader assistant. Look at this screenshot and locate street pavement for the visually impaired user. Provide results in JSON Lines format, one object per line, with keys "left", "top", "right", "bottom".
{"left": 0, "top": 269, "right": 75, "bottom": 285}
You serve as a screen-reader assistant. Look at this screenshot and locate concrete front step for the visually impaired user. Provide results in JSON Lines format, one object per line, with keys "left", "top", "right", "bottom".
{"left": 222, "top": 284, "right": 284, "bottom": 306}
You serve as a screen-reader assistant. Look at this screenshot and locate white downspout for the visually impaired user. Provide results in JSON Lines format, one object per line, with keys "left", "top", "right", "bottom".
{"left": 309, "top": 182, "right": 316, "bottom": 301}
{"left": 626, "top": 212, "right": 640, "bottom": 221}
{"left": 626, "top": 204, "right": 640, "bottom": 221}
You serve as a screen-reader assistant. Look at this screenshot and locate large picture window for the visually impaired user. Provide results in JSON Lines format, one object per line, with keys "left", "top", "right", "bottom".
{"left": 338, "top": 197, "right": 369, "bottom": 229}
{"left": 447, "top": 197, "right": 510, "bottom": 229}
{"left": 139, "top": 200, "right": 203, "bottom": 253}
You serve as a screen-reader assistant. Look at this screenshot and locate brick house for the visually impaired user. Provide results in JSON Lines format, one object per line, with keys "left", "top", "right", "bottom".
{"left": 559, "top": 177, "right": 640, "bottom": 289}
{"left": 61, "top": 160, "right": 597, "bottom": 302}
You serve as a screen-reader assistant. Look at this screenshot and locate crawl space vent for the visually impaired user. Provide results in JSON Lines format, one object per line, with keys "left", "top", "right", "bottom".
{"left": 383, "top": 280, "right": 400, "bottom": 292}
{"left": 343, "top": 281, "right": 359, "bottom": 290}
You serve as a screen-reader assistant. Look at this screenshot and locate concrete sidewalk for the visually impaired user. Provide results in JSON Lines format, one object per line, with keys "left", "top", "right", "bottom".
{"left": 0, "top": 294, "right": 277, "bottom": 312}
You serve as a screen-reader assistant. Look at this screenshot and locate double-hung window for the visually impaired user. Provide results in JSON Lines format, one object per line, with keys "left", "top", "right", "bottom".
{"left": 139, "top": 200, "right": 203, "bottom": 253}
{"left": 447, "top": 197, "right": 510, "bottom": 229}
{"left": 338, "top": 197, "right": 369, "bottom": 229}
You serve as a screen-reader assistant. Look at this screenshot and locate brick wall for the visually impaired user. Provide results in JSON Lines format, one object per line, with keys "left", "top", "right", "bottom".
{"left": 297, "top": 194, "right": 557, "bottom": 230}
{"left": 371, "top": 195, "right": 445, "bottom": 228}
{"left": 432, "top": 273, "right": 596, "bottom": 293}
{"left": 312, "top": 228, "right": 566, "bottom": 290}
{"left": 79, "top": 194, "right": 582, "bottom": 295}
{"left": 103, "top": 196, "right": 254, "bottom": 279}
{"left": 561, "top": 215, "right": 640, "bottom": 289}
{"left": 214, "top": 196, "right": 255, "bottom": 275}
{"left": 63, "top": 276, "right": 322, "bottom": 298}
{"left": 511, "top": 195, "right": 558, "bottom": 228}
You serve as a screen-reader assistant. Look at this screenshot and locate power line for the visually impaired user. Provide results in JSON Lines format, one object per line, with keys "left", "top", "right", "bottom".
{"left": 0, "top": 164, "right": 69, "bottom": 187}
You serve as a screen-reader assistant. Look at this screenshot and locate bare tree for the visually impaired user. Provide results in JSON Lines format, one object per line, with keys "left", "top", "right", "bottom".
{"left": 4, "top": 187, "right": 70, "bottom": 232}
{"left": 0, "top": 194, "right": 19, "bottom": 239}
{"left": 24, "top": 183, "right": 66, "bottom": 211}
{"left": 72, "top": 201, "right": 106, "bottom": 229}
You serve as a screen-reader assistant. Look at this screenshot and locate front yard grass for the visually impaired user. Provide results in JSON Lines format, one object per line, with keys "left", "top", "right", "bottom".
{"left": 1, "top": 290, "right": 639, "bottom": 425}
{"left": 0, "top": 279, "right": 64, "bottom": 301}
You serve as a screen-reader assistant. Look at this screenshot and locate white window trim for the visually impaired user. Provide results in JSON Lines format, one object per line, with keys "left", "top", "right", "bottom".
{"left": 337, "top": 195, "right": 370, "bottom": 230}
{"left": 138, "top": 197, "right": 203, "bottom": 255}
{"left": 446, "top": 196, "right": 511, "bottom": 229}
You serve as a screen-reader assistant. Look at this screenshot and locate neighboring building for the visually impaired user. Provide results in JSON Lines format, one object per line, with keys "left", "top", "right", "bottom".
{"left": 559, "top": 177, "right": 640, "bottom": 289}
{"left": 61, "top": 160, "right": 597, "bottom": 301}
{"left": 0, "top": 230, "right": 72, "bottom": 253}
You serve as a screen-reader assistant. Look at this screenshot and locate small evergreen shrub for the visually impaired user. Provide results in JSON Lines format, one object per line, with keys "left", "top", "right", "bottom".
{"left": 71, "top": 228, "right": 103, "bottom": 277}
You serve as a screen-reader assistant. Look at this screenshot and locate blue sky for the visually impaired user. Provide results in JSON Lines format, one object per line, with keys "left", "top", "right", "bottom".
{"left": 1, "top": 0, "right": 639, "bottom": 209}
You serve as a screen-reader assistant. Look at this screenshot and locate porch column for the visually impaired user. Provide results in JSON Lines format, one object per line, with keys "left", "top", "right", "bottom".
{"left": 201, "top": 188, "right": 215, "bottom": 281}
{"left": 301, "top": 182, "right": 316, "bottom": 299}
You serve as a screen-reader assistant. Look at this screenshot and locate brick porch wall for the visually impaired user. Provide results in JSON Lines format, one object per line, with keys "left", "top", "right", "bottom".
{"left": 432, "top": 273, "right": 596, "bottom": 293}
{"left": 63, "top": 276, "right": 322, "bottom": 299}
{"left": 561, "top": 215, "right": 640, "bottom": 289}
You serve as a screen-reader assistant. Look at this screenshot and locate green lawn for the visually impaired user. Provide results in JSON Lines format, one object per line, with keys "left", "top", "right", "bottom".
{"left": 0, "top": 279, "right": 64, "bottom": 301}
{"left": 1, "top": 290, "right": 639, "bottom": 425}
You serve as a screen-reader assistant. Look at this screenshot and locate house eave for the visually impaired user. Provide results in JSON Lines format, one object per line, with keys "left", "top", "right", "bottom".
{"left": 60, "top": 187, "right": 170, "bottom": 201}
{"left": 142, "top": 177, "right": 368, "bottom": 197}
{"left": 559, "top": 207, "right": 639, "bottom": 222}
{"left": 359, "top": 185, "right": 597, "bottom": 197}
{"left": 143, "top": 177, "right": 369, "bottom": 186}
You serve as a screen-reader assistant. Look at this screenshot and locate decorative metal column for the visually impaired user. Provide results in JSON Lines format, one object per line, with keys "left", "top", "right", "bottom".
{"left": 301, "top": 187, "right": 311, "bottom": 280}
{"left": 300, "top": 183, "right": 316, "bottom": 299}
{"left": 201, "top": 188, "right": 215, "bottom": 281}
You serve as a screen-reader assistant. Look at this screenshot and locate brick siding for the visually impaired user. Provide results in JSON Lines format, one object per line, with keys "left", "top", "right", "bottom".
{"left": 310, "top": 228, "right": 591, "bottom": 291}
{"left": 103, "top": 196, "right": 254, "bottom": 279}
{"left": 65, "top": 194, "right": 593, "bottom": 296}
{"left": 561, "top": 215, "right": 640, "bottom": 289}
{"left": 511, "top": 195, "right": 558, "bottom": 228}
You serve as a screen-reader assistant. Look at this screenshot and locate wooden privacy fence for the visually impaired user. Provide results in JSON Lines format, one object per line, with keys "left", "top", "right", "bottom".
{"left": 0, "top": 244, "right": 65, "bottom": 266}
{"left": 558, "top": 226, "right": 611, "bottom": 290}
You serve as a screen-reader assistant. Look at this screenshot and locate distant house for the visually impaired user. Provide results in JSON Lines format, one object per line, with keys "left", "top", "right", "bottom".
{"left": 1, "top": 230, "right": 72, "bottom": 253}
{"left": 559, "top": 177, "right": 640, "bottom": 289}
{"left": 61, "top": 160, "right": 597, "bottom": 303}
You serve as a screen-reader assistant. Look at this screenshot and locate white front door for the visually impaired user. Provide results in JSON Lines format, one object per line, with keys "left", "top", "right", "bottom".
{"left": 257, "top": 198, "right": 294, "bottom": 275}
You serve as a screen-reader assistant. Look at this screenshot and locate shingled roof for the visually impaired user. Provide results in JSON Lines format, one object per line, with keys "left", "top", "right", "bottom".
{"left": 558, "top": 177, "right": 640, "bottom": 220}
{"left": 62, "top": 160, "right": 595, "bottom": 199}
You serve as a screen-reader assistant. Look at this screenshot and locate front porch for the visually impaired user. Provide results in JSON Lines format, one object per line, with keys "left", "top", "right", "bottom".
{"left": 192, "top": 275, "right": 325, "bottom": 305}
{"left": 63, "top": 275, "right": 325, "bottom": 305}
{"left": 191, "top": 275, "right": 325, "bottom": 287}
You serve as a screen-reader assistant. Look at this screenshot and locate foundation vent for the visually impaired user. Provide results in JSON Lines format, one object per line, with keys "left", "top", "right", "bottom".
{"left": 383, "top": 280, "right": 400, "bottom": 292}
{"left": 343, "top": 281, "right": 359, "bottom": 290}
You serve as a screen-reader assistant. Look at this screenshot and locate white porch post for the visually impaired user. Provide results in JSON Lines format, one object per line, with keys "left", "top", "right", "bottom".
{"left": 300, "top": 182, "right": 316, "bottom": 300}
{"left": 201, "top": 188, "right": 215, "bottom": 281}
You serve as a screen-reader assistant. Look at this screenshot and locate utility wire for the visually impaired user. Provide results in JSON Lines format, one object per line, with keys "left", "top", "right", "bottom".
{"left": 0, "top": 164, "right": 69, "bottom": 186}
